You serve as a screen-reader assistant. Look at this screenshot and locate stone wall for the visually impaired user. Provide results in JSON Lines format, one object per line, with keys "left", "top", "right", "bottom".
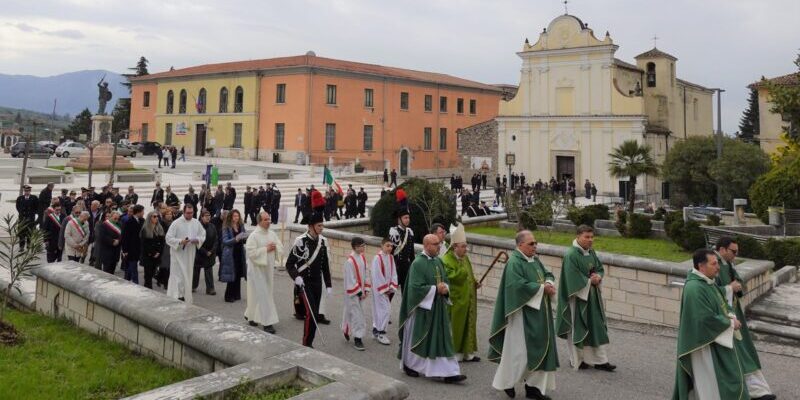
{"left": 456, "top": 119, "right": 498, "bottom": 178}
{"left": 283, "top": 225, "right": 775, "bottom": 328}
{"left": 31, "top": 262, "right": 408, "bottom": 400}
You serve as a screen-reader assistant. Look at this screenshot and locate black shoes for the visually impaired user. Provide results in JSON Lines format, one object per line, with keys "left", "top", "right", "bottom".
{"left": 353, "top": 338, "right": 365, "bottom": 351}
{"left": 594, "top": 362, "right": 617, "bottom": 372}
{"left": 524, "top": 385, "right": 550, "bottom": 400}
{"left": 264, "top": 325, "right": 276, "bottom": 334}
{"left": 464, "top": 356, "right": 481, "bottom": 362}
{"left": 206, "top": 289, "right": 216, "bottom": 295}
{"left": 248, "top": 321, "right": 258, "bottom": 327}
{"left": 752, "top": 395, "right": 776, "bottom": 400}
{"left": 504, "top": 388, "right": 516, "bottom": 398}
{"left": 443, "top": 374, "right": 467, "bottom": 384}
{"left": 403, "top": 365, "right": 419, "bottom": 377}
{"left": 318, "top": 315, "right": 331, "bottom": 325}
{"left": 344, "top": 332, "right": 350, "bottom": 342}
{"left": 294, "top": 313, "right": 305, "bottom": 320}
{"left": 578, "top": 362, "right": 590, "bottom": 370}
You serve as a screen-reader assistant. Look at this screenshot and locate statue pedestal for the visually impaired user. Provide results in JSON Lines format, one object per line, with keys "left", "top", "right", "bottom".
{"left": 90, "top": 114, "right": 114, "bottom": 143}
{"left": 66, "top": 143, "right": 134, "bottom": 170}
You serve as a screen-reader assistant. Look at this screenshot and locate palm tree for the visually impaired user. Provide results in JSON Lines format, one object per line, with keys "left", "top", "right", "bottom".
{"left": 608, "top": 140, "right": 659, "bottom": 213}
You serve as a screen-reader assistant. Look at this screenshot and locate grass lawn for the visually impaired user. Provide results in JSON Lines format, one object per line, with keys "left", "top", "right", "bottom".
{"left": 0, "top": 308, "right": 195, "bottom": 400}
{"left": 467, "top": 226, "right": 691, "bottom": 262}
{"left": 47, "top": 165, "right": 148, "bottom": 172}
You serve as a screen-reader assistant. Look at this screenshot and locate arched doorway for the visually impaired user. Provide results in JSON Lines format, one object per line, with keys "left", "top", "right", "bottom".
{"left": 399, "top": 148, "right": 410, "bottom": 176}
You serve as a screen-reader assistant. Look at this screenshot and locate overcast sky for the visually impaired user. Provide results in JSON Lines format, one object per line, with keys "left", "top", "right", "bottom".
{"left": 1, "top": 0, "right": 798, "bottom": 133}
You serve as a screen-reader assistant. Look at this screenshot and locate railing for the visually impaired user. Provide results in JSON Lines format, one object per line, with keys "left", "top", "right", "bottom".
{"left": 308, "top": 155, "right": 385, "bottom": 172}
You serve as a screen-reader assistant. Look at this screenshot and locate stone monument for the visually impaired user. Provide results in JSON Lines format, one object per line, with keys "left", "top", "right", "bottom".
{"left": 66, "top": 77, "right": 133, "bottom": 170}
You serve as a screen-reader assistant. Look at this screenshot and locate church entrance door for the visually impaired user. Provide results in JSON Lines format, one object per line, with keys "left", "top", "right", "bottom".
{"left": 556, "top": 155, "right": 575, "bottom": 180}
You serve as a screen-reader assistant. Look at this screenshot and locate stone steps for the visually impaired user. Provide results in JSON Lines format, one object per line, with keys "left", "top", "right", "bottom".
{"left": 746, "top": 275, "right": 800, "bottom": 341}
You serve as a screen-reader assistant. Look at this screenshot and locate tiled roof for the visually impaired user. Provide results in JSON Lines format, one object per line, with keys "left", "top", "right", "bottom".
{"left": 613, "top": 58, "right": 643, "bottom": 72}
{"left": 750, "top": 72, "right": 800, "bottom": 88}
{"left": 676, "top": 78, "right": 713, "bottom": 92}
{"left": 132, "top": 54, "right": 502, "bottom": 92}
{"left": 634, "top": 47, "right": 677, "bottom": 61}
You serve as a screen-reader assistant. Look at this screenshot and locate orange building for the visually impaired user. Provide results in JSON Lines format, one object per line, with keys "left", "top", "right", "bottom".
{"left": 129, "top": 53, "right": 502, "bottom": 176}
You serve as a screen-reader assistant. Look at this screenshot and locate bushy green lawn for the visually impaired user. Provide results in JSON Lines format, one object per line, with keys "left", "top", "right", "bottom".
{"left": 0, "top": 308, "right": 195, "bottom": 400}
{"left": 467, "top": 226, "right": 691, "bottom": 262}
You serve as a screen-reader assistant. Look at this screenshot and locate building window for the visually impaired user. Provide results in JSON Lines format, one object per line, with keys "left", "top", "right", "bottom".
{"left": 164, "top": 123, "right": 173, "bottom": 145}
{"left": 141, "top": 123, "right": 149, "bottom": 142}
{"left": 179, "top": 89, "right": 187, "bottom": 114}
{"left": 364, "top": 88, "right": 374, "bottom": 108}
{"left": 233, "top": 123, "right": 243, "bottom": 148}
{"left": 326, "top": 85, "right": 337, "bottom": 105}
{"left": 363, "top": 125, "right": 373, "bottom": 151}
{"left": 456, "top": 98, "right": 464, "bottom": 114}
{"left": 423, "top": 127, "right": 432, "bottom": 150}
{"left": 424, "top": 94, "right": 432, "bottom": 112}
{"left": 276, "top": 83, "right": 286, "bottom": 103}
{"left": 165, "top": 90, "right": 174, "bottom": 114}
{"left": 275, "top": 123, "right": 285, "bottom": 150}
{"left": 325, "top": 123, "right": 336, "bottom": 150}
{"left": 143, "top": 91, "right": 150, "bottom": 108}
{"left": 219, "top": 87, "right": 228, "bottom": 113}
{"left": 439, "top": 96, "right": 448, "bottom": 113}
{"left": 197, "top": 88, "right": 206, "bottom": 113}
{"left": 400, "top": 92, "right": 409, "bottom": 110}
{"left": 234, "top": 86, "right": 244, "bottom": 113}
{"left": 439, "top": 128, "right": 447, "bottom": 150}
{"left": 469, "top": 99, "right": 477, "bottom": 115}
{"left": 646, "top": 62, "right": 656, "bottom": 87}
{"left": 693, "top": 98, "right": 699, "bottom": 121}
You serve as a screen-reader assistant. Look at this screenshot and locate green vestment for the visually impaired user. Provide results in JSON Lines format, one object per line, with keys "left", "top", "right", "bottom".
{"left": 555, "top": 244, "right": 609, "bottom": 347}
{"left": 672, "top": 271, "right": 747, "bottom": 400}
{"left": 714, "top": 254, "right": 762, "bottom": 374}
{"left": 441, "top": 249, "right": 478, "bottom": 356}
{"left": 488, "top": 250, "right": 559, "bottom": 372}
{"left": 397, "top": 253, "right": 455, "bottom": 359}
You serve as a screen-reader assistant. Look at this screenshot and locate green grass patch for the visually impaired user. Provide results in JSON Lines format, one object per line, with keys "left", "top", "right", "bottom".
{"left": 467, "top": 226, "right": 691, "bottom": 262}
{"left": 0, "top": 308, "right": 195, "bottom": 400}
{"left": 227, "top": 384, "right": 310, "bottom": 400}
{"left": 47, "top": 165, "right": 148, "bottom": 172}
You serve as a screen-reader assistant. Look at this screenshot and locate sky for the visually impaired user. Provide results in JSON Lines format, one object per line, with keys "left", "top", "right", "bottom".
{"left": 1, "top": 0, "right": 798, "bottom": 134}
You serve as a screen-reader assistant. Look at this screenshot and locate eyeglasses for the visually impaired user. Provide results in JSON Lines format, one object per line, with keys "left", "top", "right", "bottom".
{"left": 728, "top": 248, "right": 738, "bottom": 255}
{"left": 527, "top": 241, "right": 538, "bottom": 246}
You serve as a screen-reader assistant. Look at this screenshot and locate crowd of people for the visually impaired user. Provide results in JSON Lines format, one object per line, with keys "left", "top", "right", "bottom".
{"left": 155, "top": 145, "right": 185, "bottom": 169}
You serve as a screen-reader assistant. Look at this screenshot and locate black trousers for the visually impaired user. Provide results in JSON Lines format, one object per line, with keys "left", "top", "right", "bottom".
{"left": 67, "top": 256, "right": 81, "bottom": 262}
{"left": 193, "top": 264, "right": 215, "bottom": 291}
{"left": 298, "top": 282, "right": 322, "bottom": 347}
{"left": 102, "top": 260, "right": 117, "bottom": 275}
{"left": 224, "top": 278, "right": 241, "bottom": 302}
{"left": 143, "top": 264, "right": 157, "bottom": 289}
{"left": 46, "top": 249, "right": 62, "bottom": 263}
{"left": 294, "top": 207, "right": 302, "bottom": 223}
{"left": 397, "top": 262, "right": 409, "bottom": 294}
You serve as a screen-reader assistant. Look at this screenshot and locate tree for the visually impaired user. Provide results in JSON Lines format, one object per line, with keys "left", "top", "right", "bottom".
{"left": 121, "top": 56, "right": 149, "bottom": 93}
{"left": 749, "top": 156, "right": 800, "bottom": 223}
{"left": 112, "top": 98, "right": 130, "bottom": 134}
{"left": 370, "top": 178, "right": 456, "bottom": 244}
{"left": 0, "top": 215, "right": 44, "bottom": 329}
{"left": 662, "top": 136, "right": 770, "bottom": 208}
{"left": 607, "top": 140, "right": 659, "bottom": 213}
{"left": 737, "top": 87, "right": 760, "bottom": 144}
{"left": 762, "top": 53, "right": 800, "bottom": 144}
{"left": 62, "top": 108, "right": 92, "bottom": 142}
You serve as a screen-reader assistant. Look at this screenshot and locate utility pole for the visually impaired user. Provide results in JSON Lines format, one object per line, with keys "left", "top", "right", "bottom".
{"left": 18, "top": 121, "right": 40, "bottom": 196}
{"left": 714, "top": 88, "right": 725, "bottom": 207}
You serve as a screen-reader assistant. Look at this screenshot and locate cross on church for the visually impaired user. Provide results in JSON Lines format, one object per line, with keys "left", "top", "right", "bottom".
{"left": 652, "top": 35, "right": 659, "bottom": 48}
{"left": 563, "top": 0, "right": 569, "bottom": 14}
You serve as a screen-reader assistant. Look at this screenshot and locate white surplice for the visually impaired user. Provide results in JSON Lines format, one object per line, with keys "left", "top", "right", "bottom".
{"left": 165, "top": 217, "right": 206, "bottom": 304}
{"left": 244, "top": 225, "right": 283, "bottom": 326}
{"left": 341, "top": 252, "right": 370, "bottom": 339}
{"left": 371, "top": 252, "right": 398, "bottom": 333}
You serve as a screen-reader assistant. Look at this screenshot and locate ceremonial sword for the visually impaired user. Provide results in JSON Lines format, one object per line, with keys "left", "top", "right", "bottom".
{"left": 299, "top": 284, "right": 326, "bottom": 346}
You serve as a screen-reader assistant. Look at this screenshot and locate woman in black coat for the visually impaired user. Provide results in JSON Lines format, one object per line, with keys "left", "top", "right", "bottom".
{"left": 140, "top": 210, "right": 165, "bottom": 289}
{"left": 193, "top": 210, "right": 218, "bottom": 295}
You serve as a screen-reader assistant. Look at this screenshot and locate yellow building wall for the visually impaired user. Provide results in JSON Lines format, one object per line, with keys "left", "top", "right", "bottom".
{"left": 757, "top": 87, "right": 785, "bottom": 155}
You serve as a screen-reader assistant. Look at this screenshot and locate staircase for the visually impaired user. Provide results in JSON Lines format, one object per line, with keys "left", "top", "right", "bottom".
{"left": 747, "top": 268, "right": 800, "bottom": 343}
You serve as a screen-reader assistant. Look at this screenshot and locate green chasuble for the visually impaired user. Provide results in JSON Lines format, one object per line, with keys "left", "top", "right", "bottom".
{"left": 397, "top": 253, "right": 455, "bottom": 360}
{"left": 673, "top": 271, "right": 746, "bottom": 400}
{"left": 488, "top": 250, "right": 559, "bottom": 371}
{"left": 714, "top": 253, "right": 762, "bottom": 374}
{"left": 441, "top": 249, "right": 478, "bottom": 356}
{"left": 555, "top": 243, "right": 609, "bottom": 347}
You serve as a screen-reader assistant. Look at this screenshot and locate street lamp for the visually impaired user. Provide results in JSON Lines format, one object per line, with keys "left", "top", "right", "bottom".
{"left": 18, "top": 121, "right": 41, "bottom": 196}
{"left": 713, "top": 88, "right": 725, "bottom": 207}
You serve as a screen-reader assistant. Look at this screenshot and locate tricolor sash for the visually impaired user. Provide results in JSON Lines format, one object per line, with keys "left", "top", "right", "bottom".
{"left": 68, "top": 216, "right": 85, "bottom": 238}
{"left": 47, "top": 211, "right": 61, "bottom": 229}
{"left": 104, "top": 220, "right": 122, "bottom": 236}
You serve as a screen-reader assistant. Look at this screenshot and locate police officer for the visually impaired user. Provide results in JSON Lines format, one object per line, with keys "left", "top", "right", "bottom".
{"left": 389, "top": 197, "right": 415, "bottom": 293}
{"left": 16, "top": 185, "right": 39, "bottom": 251}
{"left": 285, "top": 196, "right": 332, "bottom": 348}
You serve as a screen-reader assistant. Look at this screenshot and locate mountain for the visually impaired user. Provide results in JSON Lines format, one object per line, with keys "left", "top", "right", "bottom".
{"left": 0, "top": 70, "right": 127, "bottom": 118}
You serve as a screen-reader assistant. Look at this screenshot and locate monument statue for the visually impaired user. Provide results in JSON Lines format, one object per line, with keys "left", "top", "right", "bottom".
{"left": 97, "top": 75, "right": 113, "bottom": 115}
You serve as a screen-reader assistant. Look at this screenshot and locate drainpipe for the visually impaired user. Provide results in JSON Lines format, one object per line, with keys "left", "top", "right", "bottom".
{"left": 683, "top": 86, "right": 687, "bottom": 139}
{"left": 254, "top": 72, "right": 262, "bottom": 161}
{"left": 306, "top": 65, "right": 314, "bottom": 165}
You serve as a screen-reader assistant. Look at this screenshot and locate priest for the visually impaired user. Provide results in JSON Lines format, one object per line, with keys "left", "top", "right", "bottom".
{"left": 673, "top": 249, "right": 747, "bottom": 400}
{"left": 555, "top": 225, "right": 616, "bottom": 371}
{"left": 441, "top": 223, "right": 480, "bottom": 362}
{"left": 165, "top": 203, "right": 206, "bottom": 303}
{"left": 489, "top": 230, "right": 558, "bottom": 400}
{"left": 244, "top": 211, "right": 284, "bottom": 334}
{"left": 714, "top": 237, "right": 775, "bottom": 400}
{"left": 398, "top": 234, "right": 466, "bottom": 383}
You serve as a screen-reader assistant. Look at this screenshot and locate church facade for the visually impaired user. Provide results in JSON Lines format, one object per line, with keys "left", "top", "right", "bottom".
{"left": 496, "top": 14, "right": 714, "bottom": 202}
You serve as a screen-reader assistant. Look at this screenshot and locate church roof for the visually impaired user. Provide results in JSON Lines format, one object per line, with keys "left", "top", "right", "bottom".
{"left": 750, "top": 72, "right": 800, "bottom": 88}
{"left": 132, "top": 54, "right": 503, "bottom": 92}
{"left": 634, "top": 47, "right": 678, "bottom": 61}
{"left": 614, "top": 58, "right": 643, "bottom": 72}
{"left": 676, "top": 78, "right": 713, "bottom": 92}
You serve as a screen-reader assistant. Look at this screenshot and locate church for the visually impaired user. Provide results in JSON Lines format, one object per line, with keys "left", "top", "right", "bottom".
{"left": 493, "top": 13, "right": 715, "bottom": 202}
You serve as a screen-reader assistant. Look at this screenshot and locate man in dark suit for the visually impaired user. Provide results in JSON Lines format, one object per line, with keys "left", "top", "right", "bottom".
{"left": 111, "top": 187, "right": 123, "bottom": 208}
{"left": 243, "top": 186, "right": 253, "bottom": 224}
{"left": 42, "top": 202, "right": 65, "bottom": 262}
{"left": 121, "top": 205, "right": 144, "bottom": 283}
{"left": 212, "top": 185, "right": 225, "bottom": 216}
{"left": 98, "top": 210, "right": 123, "bottom": 274}
{"left": 270, "top": 186, "right": 281, "bottom": 223}
{"left": 223, "top": 183, "right": 236, "bottom": 211}
{"left": 151, "top": 182, "right": 164, "bottom": 206}
{"left": 293, "top": 188, "right": 303, "bottom": 223}
{"left": 38, "top": 182, "right": 54, "bottom": 227}
{"left": 16, "top": 185, "right": 38, "bottom": 251}
{"left": 357, "top": 188, "right": 368, "bottom": 218}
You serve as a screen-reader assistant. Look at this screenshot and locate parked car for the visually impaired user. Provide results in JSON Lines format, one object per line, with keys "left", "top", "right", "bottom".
{"left": 55, "top": 141, "right": 88, "bottom": 158}
{"left": 115, "top": 143, "right": 137, "bottom": 157}
{"left": 10, "top": 142, "right": 54, "bottom": 158}
{"left": 38, "top": 141, "right": 58, "bottom": 152}
{"left": 132, "top": 141, "right": 162, "bottom": 156}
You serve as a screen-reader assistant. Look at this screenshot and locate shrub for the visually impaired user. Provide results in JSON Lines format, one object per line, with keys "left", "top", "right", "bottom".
{"left": 749, "top": 157, "right": 800, "bottom": 223}
{"left": 653, "top": 207, "right": 667, "bottom": 221}
{"left": 518, "top": 210, "right": 538, "bottom": 231}
{"left": 628, "top": 213, "right": 653, "bottom": 238}
{"left": 666, "top": 216, "right": 706, "bottom": 251}
{"left": 527, "top": 191, "right": 559, "bottom": 226}
{"left": 764, "top": 238, "right": 800, "bottom": 269}
{"left": 614, "top": 210, "right": 627, "bottom": 235}
{"left": 369, "top": 177, "right": 456, "bottom": 243}
{"left": 567, "top": 204, "right": 610, "bottom": 227}
{"left": 733, "top": 235, "right": 767, "bottom": 259}
{"left": 664, "top": 211, "right": 684, "bottom": 238}
{"left": 706, "top": 214, "right": 722, "bottom": 226}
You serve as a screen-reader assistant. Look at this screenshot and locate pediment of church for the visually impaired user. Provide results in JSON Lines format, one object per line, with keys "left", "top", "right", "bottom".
{"left": 525, "top": 14, "right": 612, "bottom": 52}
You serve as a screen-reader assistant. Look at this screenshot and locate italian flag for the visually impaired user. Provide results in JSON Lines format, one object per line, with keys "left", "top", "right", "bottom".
{"left": 323, "top": 166, "right": 343, "bottom": 194}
